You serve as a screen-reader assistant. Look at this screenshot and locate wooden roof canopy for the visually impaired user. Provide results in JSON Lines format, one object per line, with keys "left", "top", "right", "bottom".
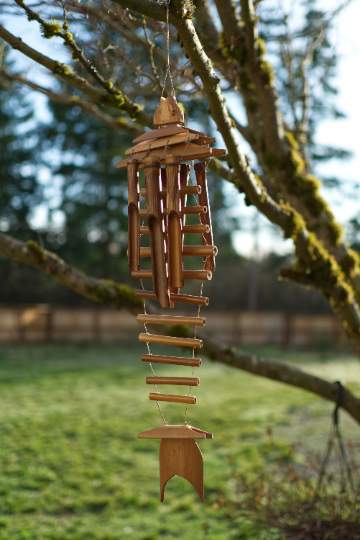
{"left": 116, "top": 96, "right": 226, "bottom": 169}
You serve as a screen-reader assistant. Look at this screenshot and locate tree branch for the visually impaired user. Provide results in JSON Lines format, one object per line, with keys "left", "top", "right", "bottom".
{"left": 0, "top": 232, "right": 142, "bottom": 312}
{"left": 0, "top": 23, "right": 153, "bottom": 127}
{"left": 2, "top": 231, "right": 360, "bottom": 426}
{"left": 0, "top": 69, "right": 142, "bottom": 135}
{"left": 200, "top": 336, "right": 360, "bottom": 425}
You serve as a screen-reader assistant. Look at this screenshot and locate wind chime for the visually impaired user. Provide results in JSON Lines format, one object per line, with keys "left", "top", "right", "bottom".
{"left": 116, "top": 5, "right": 225, "bottom": 502}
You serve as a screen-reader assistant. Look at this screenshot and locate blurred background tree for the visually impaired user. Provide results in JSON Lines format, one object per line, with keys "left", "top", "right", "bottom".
{"left": 1, "top": 0, "right": 356, "bottom": 313}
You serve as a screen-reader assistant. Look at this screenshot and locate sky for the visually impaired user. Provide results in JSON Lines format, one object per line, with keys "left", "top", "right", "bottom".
{"left": 2, "top": 0, "right": 360, "bottom": 258}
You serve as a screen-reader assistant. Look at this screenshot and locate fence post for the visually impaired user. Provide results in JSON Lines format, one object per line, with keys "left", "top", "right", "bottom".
{"left": 45, "top": 307, "right": 53, "bottom": 342}
{"left": 18, "top": 308, "right": 25, "bottom": 343}
{"left": 282, "top": 312, "right": 292, "bottom": 348}
{"left": 92, "top": 309, "right": 101, "bottom": 341}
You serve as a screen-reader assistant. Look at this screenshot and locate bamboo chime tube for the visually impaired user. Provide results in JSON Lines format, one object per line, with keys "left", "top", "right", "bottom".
{"left": 143, "top": 157, "right": 170, "bottom": 308}
{"left": 165, "top": 155, "right": 184, "bottom": 288}
{"left": 131, "top": 270, "right": 152, "bottom": 279}
{"left": 149, "top": 393, "right": 196, "bottom": 404}
{"left": 141, "top": 354, "right": 202, "bottom": 367}
{"left": 194, "top": 162, "right": 215, "bottom": 271}
{"left": 146, "top": 376, "right": 200, "bottom": 386}
{"left": 139, "top": 224, "right": 210, "bottom": 235}
{"left": 136, "top": 314, "right": 206, "bottom": 326}
{"left": 140, "top": 185, "right": 200, "bottom": 197}
{"left": 135, "top": 290, "right": 209, "bottom": 306}
{"left": 161, "top": 168, "right": 178, "bottom": 304}
{"left": 139, "top": 333, "right": 203, "bottom": 348}
{"left": 136, "top": 245, "right": 217, "bottom": 258}
{"left": 127, "top": 159, "right": 140, "bottom": 271}
{"left": 132, "top": 270, "right": 212, "bottom": 281}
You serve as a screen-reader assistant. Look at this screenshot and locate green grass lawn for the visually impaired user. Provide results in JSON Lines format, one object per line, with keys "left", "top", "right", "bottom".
{"left": 0, "top": 343, "right": 359, "bottom": 540}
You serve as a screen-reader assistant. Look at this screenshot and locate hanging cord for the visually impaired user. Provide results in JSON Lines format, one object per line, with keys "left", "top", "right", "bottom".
{"left": 184, "top": 161, "right": 208, "bottom": 425}
{"left": 184, "top": 280, "right": 204, "bottom": 424}
{"left": 157, "top": 142, "right": 170, "bottom": 164}
{"left": 161, "top": 0, "right": 176, "bottom": 98}
{"left": 313, "top": 381, "right": 356, "bottom": 503}
{"left": 180, "top": 138, "right": 191, "bottom": 162}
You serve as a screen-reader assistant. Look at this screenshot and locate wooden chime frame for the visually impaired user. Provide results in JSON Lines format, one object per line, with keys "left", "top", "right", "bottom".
{"left": 118, "top": 95, "right": 225, "bottom": 502}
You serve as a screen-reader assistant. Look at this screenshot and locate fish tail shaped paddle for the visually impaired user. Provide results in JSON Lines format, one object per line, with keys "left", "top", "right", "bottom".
{"left": 160, "top": 438, "right": 204, "bottom": 503}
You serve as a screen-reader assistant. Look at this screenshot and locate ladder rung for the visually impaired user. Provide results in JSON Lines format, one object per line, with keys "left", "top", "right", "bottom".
{"left": 146, "top": 376, "right": 200, "bottom": 386}
{"left": 140, "top": 224, "right": 210, "bottom": 235}
{"left": 184, "top": 270, "right": 212, "bottom": 280}
{"left": 131, "top": 270, "right": 212, "bottom": 281}
{"left": 149, "top": 393, "right": 196, "bottom": 404}
{"left": 139, "top": 206, "right": 207, "bottom": 218}
{"left": 183, "top": 245, "right": 218, "bottom": 257}
{"left": 170, "top": 293, "right": 209, "bottom": 306}
{"left": 140, "top": 186, "right": 201, "bottom": 197}
{"left": 136, "top": 245, "right": 217, "bottom": 258}
{"left": 182, "top": 206, "right": 207, "bottom": 215}
{"left": 137, "top": 314, "right": 206, "bottom": 326}
{"left": 135, "top": 290, "right": 209, "bottom": 306}
{"left": 139, "top": 333, "right": 203, "bottom": 348}
{"left": 141, "top": 354, "right": 201, "bottom": 367}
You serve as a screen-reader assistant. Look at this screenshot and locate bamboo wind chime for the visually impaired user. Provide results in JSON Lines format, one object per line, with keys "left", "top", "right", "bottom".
{"left": 117, "top": 96, "right": 225, "bottom": 502}
{"left": 117, "top": 0, "right": 225, "bottom": 498}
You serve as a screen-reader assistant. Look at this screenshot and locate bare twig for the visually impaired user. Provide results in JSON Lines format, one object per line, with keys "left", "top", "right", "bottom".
{"left": 0, "top": 22, "right": 153, "bottom": 126}
{"left": 0, "top": 69, "right": 142, "bottom": 134}
{"left": 142, "top": 15, "right": 163, "bottom": 92}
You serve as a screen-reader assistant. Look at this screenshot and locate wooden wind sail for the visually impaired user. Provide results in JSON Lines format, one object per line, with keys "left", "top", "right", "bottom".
{"left": 119, "top": 96, "right": 225, "bottom": 503}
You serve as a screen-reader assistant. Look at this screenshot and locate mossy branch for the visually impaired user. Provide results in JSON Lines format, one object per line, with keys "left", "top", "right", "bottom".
{"left": 280, "top": 267, "right": 315, "bottom": 287}
{"left": 200, "top": 335, "right": 360, "bottom": 425}
{"left": 15, "top": 0, "right": 119, "bottom": 96}
{"left": 0, "top": 233, "right": 142, "bottom": 312}
{"left": 0, "top": 23, "right": 153, "bottom": 127}
{"left": 0, "top": 69, "right": 142, "bottom": 135}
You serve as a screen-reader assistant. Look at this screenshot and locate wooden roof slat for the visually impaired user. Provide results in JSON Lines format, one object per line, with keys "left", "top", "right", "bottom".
{"left": 132, "top": 125, "right": 205, "bottom": 143}
{"left": 125, "top": 132, "right": 199, "bottom": 155}
{"left": 133, "top": 125, "right": 188, "bottom": 143}
{"left": 116, "top": 143, "right": 226, "bottom": 169}
{"left": 138, "top": 424, "right": 213, "bottom": 439}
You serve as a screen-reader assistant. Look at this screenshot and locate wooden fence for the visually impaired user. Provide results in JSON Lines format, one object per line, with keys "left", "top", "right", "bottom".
{"left": 0, "top": 305, "right": 347, "bottom": 348}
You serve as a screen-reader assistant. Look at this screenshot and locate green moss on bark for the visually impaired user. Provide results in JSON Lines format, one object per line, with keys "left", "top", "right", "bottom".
{"left": 258, "top": 60, "right": 274, "bottom": 85}
{"left": 340, "top": 250, "right": 360, "bottom": 277}
{"left": 280, "top": 203, "right": 306, "bottom": 241}
{"left": 27, "top": 240, "right": 47, "bottom": 263}
{"left": 100, "top": 280, "right": 142, "bottom": 310}
{"left": 293, "top": 232, "right": 353, "bottom": 304}
{"left": 53, "top": 62, "right": 72, "bottom": 77}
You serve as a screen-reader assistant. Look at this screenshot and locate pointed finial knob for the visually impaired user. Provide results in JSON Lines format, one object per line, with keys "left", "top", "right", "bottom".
{"left": 154, "top": 97, "right": 184, "bottom": 126}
